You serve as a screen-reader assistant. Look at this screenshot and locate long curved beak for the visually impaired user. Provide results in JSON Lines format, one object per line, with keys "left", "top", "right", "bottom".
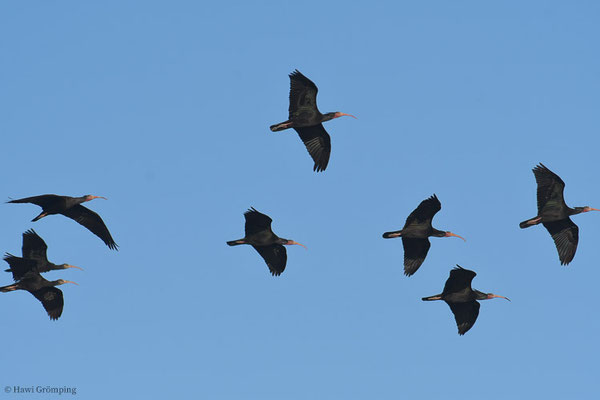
{"left": 489, "top": 294, "right": 510, "bottom": 302}
{"left": 63, "top": 280, "right": 79, "bottom": 286}
{"left": 335, "top": 112, "right": 357, "bottom": 119}
{"left": 287, "top": 240, "right": 307, "bottom": 249}
{"left": 65, "top": 265, "right": 84, "bottom": 271}
{"left": 91, "top": 196, "right": 108, "bottom": 200}
{"left": 586, "top": 207, "right": 599, "bottom": 212}
{"left": 446, "top": 232, "right": 466, "bottom": 242}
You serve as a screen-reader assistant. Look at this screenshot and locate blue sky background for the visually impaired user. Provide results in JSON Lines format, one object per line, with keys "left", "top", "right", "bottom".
{"left": 1, "top": 1, "right": 599, "bottom": 399}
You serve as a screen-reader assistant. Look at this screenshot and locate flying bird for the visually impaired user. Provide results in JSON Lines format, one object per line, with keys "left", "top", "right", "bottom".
{"left": 519, "top": 163, "right": 598, "bottom": 265}
{"left": 270, "top": 69, "right": 356, "bottom": 172}
{"left": 4, "top": 229, "right": 82, "bottom": 281}
{"left": 8, "top": 194, "right": 118, "bottom": 250}
{"left": 382, "top": 194, "right": 465, "bottom": 276}
{"left": 227, "top": 208, "right": 305, "bottom": 276}
{"left": 422, "top": 266, "right": 510, "bottom": 335}
{"left": 0, "top": 270, "right": 77, "bottom": 320}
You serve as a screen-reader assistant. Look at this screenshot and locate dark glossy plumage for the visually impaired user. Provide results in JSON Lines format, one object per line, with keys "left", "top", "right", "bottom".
{"left": 382, "top": 194, "right": 464, "bottom": 276}
{"left": 227, "top": 208, "right": 305, "bottom": 276}
{"left": 0, "top": 271, "right": 76, "bottom": 320}
{"left": 422, "top": 266, "right": 509, "bottom": 335}
{"left": 270, "top": 70, "right": 355, "bottom": 172}
{"left": 4, "top": 230, "right": 81, "bottom": 281}
{"left": 8, "top": 194, "right": 118, "bottom": 250}
{"left": 519, "top": 163, "right": 598, "bottom": 265}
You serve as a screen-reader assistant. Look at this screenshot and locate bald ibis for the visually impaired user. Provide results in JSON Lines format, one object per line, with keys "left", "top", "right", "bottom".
{"left": 0, "top": 271, "right": 77, "bottom": 320}
{"left": 4, "top": 229, "right": 82, "bottom": 281}
{"left": 8, "top": 194, "right": 118, "bottom": 250}
{"left": 227, "top": 208, "right": 305, "bottom": 276}
{"left": 422, "top": 266, "right": 510, "bottom": 335}
{"left": 270, "top": 69, "right": 356, "bottom": 172}
{"left": 519, "top": 163, "right": 598, "bottom": 265}
{"left": 382, "top": 194, "right": 465, "bottom": 276}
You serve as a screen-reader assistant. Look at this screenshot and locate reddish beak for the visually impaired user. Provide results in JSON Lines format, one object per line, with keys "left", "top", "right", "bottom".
{"left": 445, "top": 232, "right": 466, "bottom": 242}
{"left": 336, "top": 112, "right": 357, "bottom": 119}
{"left": 64, "top": 280, "right": 79, "bottom": 286}
{"left": 66, "top": 265, "right": 84, "bottom": 271}
{"left": 488, "top": 294, "right": 510, "bottom": 302}
{"left": 287, "top": 240, "right": 307, "bottom": 249}
{"left": 586, "top": 207, "right": 599, "bottom": 212}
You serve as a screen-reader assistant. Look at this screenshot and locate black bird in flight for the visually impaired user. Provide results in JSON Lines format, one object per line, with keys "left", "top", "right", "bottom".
{"left": 0, "top": 270, "right": 78, "bottom": 320}
{"left": 382, "top": 194, "right": 465, "bottom": 276}
{"left": 270, "top": 69, "right": 356, "bottom": 172}
{"left": 8, "top": 194, "right": 118, "bottom": 250}
{"left": 227, "top": 208, "right": 305, "bottom": 276}
{"left": 4, "top": 229, "right": 83, "bottom": 281}
{"left": 519, "top": 163, "right": 598, "bottom": 265}
{"left": 422, "top": 266, "right": 510, "bottom": 335}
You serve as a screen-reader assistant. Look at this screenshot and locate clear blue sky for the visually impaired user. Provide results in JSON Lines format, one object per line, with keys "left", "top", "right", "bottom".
{"left": 1, "top": 1, "right": 599, "bottom": 399}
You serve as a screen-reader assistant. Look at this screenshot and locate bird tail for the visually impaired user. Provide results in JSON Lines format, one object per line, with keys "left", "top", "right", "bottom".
{"left": 269, "top": 120, "right": 293, "bottom": 132}
{"left": 422, "top": 294, "right": 442, "bottom": 301}
{"left": 519, "top": 217, "right": 540, "bottom": 229}
{"left": 227, "top": 239, "right": 246, "bottom": 246}
{"left": 382, "top": 230, "right": 402, "bottom": 239}
{"left": 0, "top": 283, "right": 19, "bottom": 292}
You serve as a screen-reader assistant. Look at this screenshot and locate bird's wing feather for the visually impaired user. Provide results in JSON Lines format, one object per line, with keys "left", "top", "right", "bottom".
{"left": 244, "top": 208, "right": 273, "bottom": 237}
{"left": 404, "top": 194, "right": 442, "bottom": 227}
{"left": 61, "top": 205, "right": 118, "bottom": 250}
{"left": 252, "top": 244, "right": 287, "bottom": 276}
{"left": 543, "top": 218, "right": 579, "bottom": 265}
{"left": 3, "top": 254, "right": 38, "bottom": 281}
{"left": 401, "top": 237, "right": 431, "bottom": 276}
{"left": 31, "top": 287, "right": 64, "bottom": 320}
{"left": 293, "top": 125, "right": 331, "bottom": 172}
{"left": 442, "top": 266, "right": 477, "bottom": 295}
{"left": 7, "top": 194, "right": 62, "bottom": 207}
{"left": 447, "top": 301, "right": 480, "bottom": 335}
{"left": 533, "top": 163, "right": 567, "bottom": 212}
{"left": 288, "top": 70, "right": 319, "bottom": 119}
{"left": 22, "top": 229, "right": 49, "bottom": 262}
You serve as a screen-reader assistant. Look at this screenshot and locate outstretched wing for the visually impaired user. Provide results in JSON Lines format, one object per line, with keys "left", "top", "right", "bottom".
{"left": 31, "top": 287, "right": 64, "bottom": 320}
{"left": 533, "top": 163, "right": 567, "bottom": 213}
{"left": 543, "top": 218, "right": 579, "bottom": 265}
{"left": 61, "top": 205, "right": 118, "bottom": 250}
{"left": 404, "top": 194, "right": 442, "bottom": 228}
{"left": 3, "top": 254, "right": 38, "bottom": 281}
{"left": 294, "top": 124, "right": 331, "bottom": 172}
{"left": 288, "top": 70, "right": 319, "bottom": 119}
{"left": 252, "top": 244, "right": 287, "bottom": 276}
{"left": 401, "top": 237, "right": 431, "bottom": 276}
{"left": 7, "top": 194, "right": 62, "bottom": 208}
{"left": 443, "top": 266, "right": 477, "bottom": 295}
{"left": 244, "top": 208, "right": 273, "bottom": 237}
{"left": 22, "top": 229, "right": 49, "bottom": 263}
{"left": 447, "top": 301, "right": 480, "bottom": 335}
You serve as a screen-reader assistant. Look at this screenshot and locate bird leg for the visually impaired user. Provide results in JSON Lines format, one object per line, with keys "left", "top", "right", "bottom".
{"left": 31, "top": 211, "right": 48, "bottom": 222}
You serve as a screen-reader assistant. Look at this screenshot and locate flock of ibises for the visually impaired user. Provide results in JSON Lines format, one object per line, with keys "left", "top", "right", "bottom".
{"left": 2, "top": 70, "right": 597, "bottom": 335}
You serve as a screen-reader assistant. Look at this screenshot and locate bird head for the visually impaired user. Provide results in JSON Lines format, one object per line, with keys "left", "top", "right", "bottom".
{"left": 322, "top": 112, "right": 357, "bottom": 122}
{"left": 84, "top": 195, "right": 107, "bottom": 202}
{"left": 282, "top": 239, "right": 307, "bottom": 249}
{"left": 486, "top": 293, "right": 510, "bottom": 302}
{"left": 444, "top": 231, "right": 466, "bottom": 241}
{"left": 60, "top": 264, "right": 84, "bottom": 271}
{"left": 57, "top": 279, "right": 79, "bottom": 286}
